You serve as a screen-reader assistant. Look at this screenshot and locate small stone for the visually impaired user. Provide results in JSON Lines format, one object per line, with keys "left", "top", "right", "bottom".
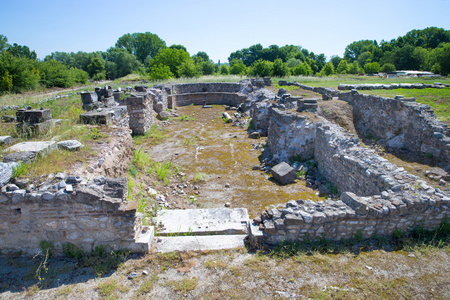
{"left": 249, "top": 131, "right": 260, "bottom": 139}
{"left": 252, "top": 165, "right": 260, "bottom": 170}
{"left": 6, "top": 184, "right": 19, "bottom": 192}
{"left": 93, "top": 176, "right": 106, "bottom": 185}
{"left": 225, "top": 202, "right": 231, "bottom": 207}
{"left": 58, "top": 180, "right": 67, "bottom": 190}
{"left": 55, "top": 172, "right": 66, "bottom": 180}
{"left": 128, "top": 272, "right": 138, "bottom": 279}
{"left": 142, "top": 270, "right": 149, "bottom": 276}
{"left": 65, "top": 185, "right": 73, "bottom": 193}
{"left": 225, "top": 183, "right": 230, "bottom": 188}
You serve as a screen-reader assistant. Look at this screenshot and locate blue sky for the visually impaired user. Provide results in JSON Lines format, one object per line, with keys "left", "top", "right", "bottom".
{"left": 1, "top": 0, "right": 449, "bottom": 63}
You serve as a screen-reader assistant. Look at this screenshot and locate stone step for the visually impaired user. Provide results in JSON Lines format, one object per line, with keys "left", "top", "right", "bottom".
{"left": 155, "top": 235, "right": 247, "bottom": 252}
{"left": 154, "top": 208, "right": 249, "bottom": 236}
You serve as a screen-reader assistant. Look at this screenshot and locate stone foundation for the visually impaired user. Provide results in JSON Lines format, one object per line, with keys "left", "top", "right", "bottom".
{"left": 339, "top": 91, "right": 450, "bottom": 166}
{"left": 0, "top": 177, "right": 149, "bottom": 255}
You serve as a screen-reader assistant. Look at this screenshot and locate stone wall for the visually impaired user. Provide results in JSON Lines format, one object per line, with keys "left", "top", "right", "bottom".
{"left": 255, "top": 95, "right": 449, "bottom": 244}
{"left": 0, "top": 177, "right": 148, "bottom": 255}
{"left": 267, "top": 108, "right": 316, "bottom": 162}
{"left": 171, "top": 92, "right": 246, "bottom": 107}
{"left": 339, "top": 91, "right": 450, "bottom": 166}
{"left": 125, "top": 93, "right": 153, "bottom": 135}
{"left": 260, "top": 119, "right": 449, "bottom": 244}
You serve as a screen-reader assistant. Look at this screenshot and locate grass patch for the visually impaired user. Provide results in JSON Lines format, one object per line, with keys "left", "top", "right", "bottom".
{"left": 193, "top": 170, "right": 206, "bottom": 183}
{"left": 96, "top": 278, "right": 128, "bottom": 298}
{"left": 165, "top": 277, "right": 198, "bottom": 294}
{"left": 133, "top": 125, "right": 167, "bottom": 146}
{"left": 149, "top": 160, "right": 175, "bottom": 185}
{"left": 137, "top": 274, "right": 159, "bottom": 295}
{"left": 204, "top": 258, "right": 228, "bottom": 269}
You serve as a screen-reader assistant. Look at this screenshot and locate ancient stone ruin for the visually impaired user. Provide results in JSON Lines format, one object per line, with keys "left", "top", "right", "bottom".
{"left": 0, "top": 78, "right": 449, "bottom": 254}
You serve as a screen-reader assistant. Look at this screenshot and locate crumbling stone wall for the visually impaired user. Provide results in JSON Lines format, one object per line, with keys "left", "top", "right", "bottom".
{"left": 260, "top": 119, "right": 449, "bottom": 244}
{"left": 125, "top": 93, "right": 153, "bottom": 135}
{"left": 267, "top": 108, "right": 316, "bottom": 163}
{"left": 0, "top": 178, "right": 146, "bottom": 255}
{"left": 256, "top": 95, "right": 449, "bottom": 244}
{"left": 339, "top": 91, "right": 450, "bottom": 166}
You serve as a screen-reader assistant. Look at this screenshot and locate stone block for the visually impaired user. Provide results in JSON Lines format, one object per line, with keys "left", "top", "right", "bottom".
{"left": 16, "top": 109, "right": 52, "bottom": 124}
{"left": 3, "top": 151, "right": 36, "bottom": 163}
{"left": 7, "top": 141, "right": 56, "bottom": 155}
{"left": 57, "top": 140, "right": 83, "bottom": 151}
{"left": 271, "top": 162, "right": 297, "bottom": 185}
{"left": 16, "top": 120, "right": 53, "bottom": 136}
{"left": 80, "top": 92, "right": 98, "bottom": 104}
{"left": 0, "top": 136, "right": 13, "bottom": 145}
{"left": 79, "top": 111, "right": 113, "bottom": 125}
{"left": 0, "top": 162, "right": 18, "bottom": 187}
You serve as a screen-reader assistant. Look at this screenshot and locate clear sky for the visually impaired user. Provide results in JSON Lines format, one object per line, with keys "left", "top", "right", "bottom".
{"left": 1, "top": 0, "right": 449, "bottom": 63}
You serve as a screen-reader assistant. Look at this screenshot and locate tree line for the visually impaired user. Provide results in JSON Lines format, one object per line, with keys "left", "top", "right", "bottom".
{"left": 1, "top": 27, "right": 449, "bottom": 94}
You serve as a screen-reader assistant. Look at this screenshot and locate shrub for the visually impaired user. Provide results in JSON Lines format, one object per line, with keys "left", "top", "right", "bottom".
{"left": 364, "top": 62, "right": 381, "bottom": 74}
{"left": 272, "top": 58, "right": 290, "bottom": 77}
{"left": 149, "top": 64, "right": 174, "bottom": 80}
{"left": 249, "top": 59, "right": 273, "bottom": 77}
{"left": 219, "top": 64, "right": 229, "bottom": 75}
{"left": 380, "top": 63, "right": 396, "bottom": 73}
{"left": 321, "top": 62, "right": 335, "bottom": 76}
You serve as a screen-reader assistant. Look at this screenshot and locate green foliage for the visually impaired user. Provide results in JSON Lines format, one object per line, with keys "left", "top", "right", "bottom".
{"left": 148, "top": 47, "right": 191, "bottom": 78}
{"left": 193, "top": 170, "right": 206, "bottom": 183}
{"left": 115, "top": 32, "right": 166, "bottom": 63}
{"left": 336, "top": 59, "right": 349, "bottom": 74}
{"left": 166, "top": 277, "right": 198, "bottom": 293}
{"left": 38, "top": 59, "right": 88, "bottom": 88}
{"left": 149, "top": 63, "right": 174, "bottom": 80}
{"left": 364, "top": 62, "right": 381, "bottom": 74}
{"left": 103, "top": 47, "right": 143, "bottom": 79}
{"left": 0, "top": 52, "right": 40, "bottom": 93}
{"left": 286, "top": 58, "right": 302, "bottom": 69}
{"left": 272, "top": 58, "right": 290, "bottom": 77}
{"left": 321, "top": 62, "right": 335, "bottom": 76}
{"left": 12, "top": 162, "right": 28, "bottom": 178}
{"left": 249, "top": 59, "right": 273, "bottom": 77}
{"left": 62, "top": 243, "right": 83, "bottom": 259}
{"left": 380, "top": 63, "right": 396, "bottom": 73}
{"left": 219, "top": 64, "right": 229, "bottom": 75}
{"left": 348, "top": 61, "right": 362, "bottom": 74}
{"left": 292, "top": 63, "right": 308, "bottom": 76}
{"left": 178, "top": 59, "right": 201, "bottom": 78}
{"left": 229, "top": 59, "right": 247, "bottom": 75}
{"left": 87, "top": 56, "right": 105, "bottom": 79}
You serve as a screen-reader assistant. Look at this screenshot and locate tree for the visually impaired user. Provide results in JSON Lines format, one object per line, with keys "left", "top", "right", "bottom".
{"left": 364, "top": 62, "right": 380, "bottom": 74}
{"left": 272, "top": 58, "right": 290, "bottom": 77}
{"left": 380, "top": 63, "right": 396, "bottom": 73}
{"left": 148, "top": 47, "right": 190, "bottom": 77}
{"left": 149, "top": 64, "right": 174, "bottom": 80}
{"left": 0, "top": 34, "right": 8, "bottom": 53}
{"left": 348, "top": 61, "right": 362, "bottom": 74}
{"left": 7, "top": 43, "right": 37, "bottom": 60}
{"left": 192, "top": 51, "right": 209, "bottom": 64}
{"left": 87, "top": 56, "right": 105, "bottom": 79}
{"left": 428, "top": 43, "right": 450, "bottom": 75}
{"left": 344, "top": 40, "right": 378, "bottom": 62}
{"left": 321, "top": 62, "right": 335, "bottom": 76}
{"left": 199, "top": 60, "right": 215, "bottom": 75}
{"left": 169, "top": 44, "right": 187, "bottom": 52}
{"left": 292, "top": 63, "right": 308, "bottom": 76}
{"left": 286, "top": 58, "right": 301, "bottom": 69}
{"left": 178, "top": 60, "right": 201, "bottom": 78}
{"left": 103, "top": 47, "right": 142, "bottom": 79}
{"left": 336, "top": 60, "right": 349, "bottom": 74}
{"left": 219, "top": 64, "right": 229, "bottom": 75}
{"left": 115, "top": 32, "right": 166, "bottom": 63}
{"left": 329, "top": 56, "right": 342, "bottom": 69}
{"left": 229, "top": 59, "right": 247, "bottom": 75}
{"left": 0, "top": 52, "right": 40, "bottom": 93}
{"left": 249, "top": 59, "right": 273, "bottom": 77}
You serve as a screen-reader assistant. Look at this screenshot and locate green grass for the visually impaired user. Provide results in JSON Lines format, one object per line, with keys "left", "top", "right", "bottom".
{"left": 363, "top": 88, "right": 450, "bottom": 124}
{"left": 165, "top": 277, "right": 198, "bottom": 293}
{"left": 133, "top": 125, "right": 167, "bottom": 146}
{"left": 150, "top": 160, "right": 174, "bottom": 185}
{"left": 96, "top": 278, "right": 128, "bottom": 298}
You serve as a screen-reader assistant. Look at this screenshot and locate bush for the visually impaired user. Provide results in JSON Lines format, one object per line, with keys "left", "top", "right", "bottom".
{"left": 364, "top": 62, "right": 380, "bottom": 74}
{"left": 380, "top": 63, "right": 396, "bottom": 73}
{"left": 292, "top": 63, "right": 308, "bottom": 76}
{"left": 177, "top": 60, "right": 201, "bottom": 78}
{"left": 219, "top": 64, "right": 229, "bottom": 75}
{"left": 149, "top": 64, "right": 174, "bottom": 80}
{"left": 320, "top": 62, "right": 335, "bottom": 76}
{"left": 272, "top": 58, "right": 290, "bottom": 77}
{"left": 229, "top": 59, "right": 247, "bottom": 75}
{"left": 249, "top": 59, "right": 273, "bottom": 77}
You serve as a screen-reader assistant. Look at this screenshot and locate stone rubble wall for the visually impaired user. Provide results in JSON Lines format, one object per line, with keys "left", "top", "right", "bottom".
{"left": 125, "top": 93, "right": 153, "bottom": 135}
{"left": 0, "top": 177, "right": 144, "bottom": 255}
{"left": 267, "top": 108, "right": 316, "bottom": 162}
{"left": 261, "top": 119, "right": 449, "bottom": 244}
{"left": 338, "top": 83, "right": 450, "bottom": 91}
{"left": 171, "top": 92, "right": 247, "bottom": 107}
{"left": 339, "top": 91, "right": 450, "bottom": 166}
